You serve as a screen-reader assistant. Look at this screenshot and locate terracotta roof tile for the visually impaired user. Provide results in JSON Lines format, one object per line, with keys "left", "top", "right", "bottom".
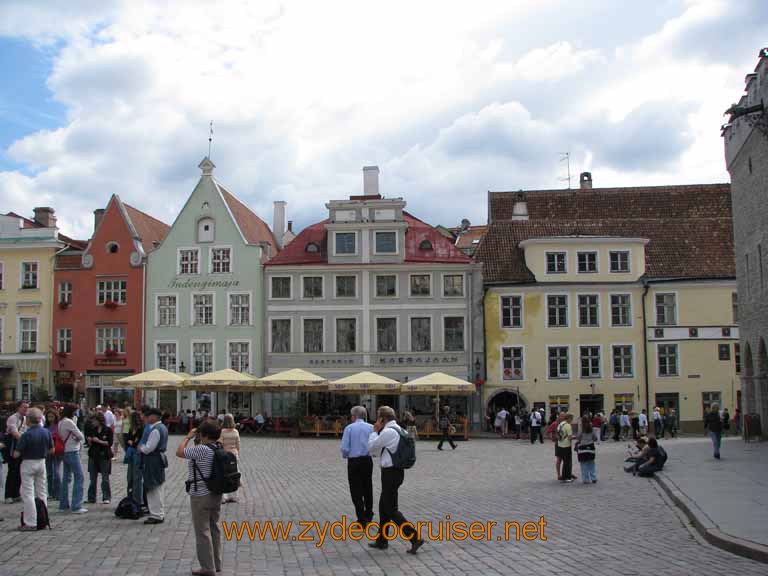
{"left": 124, "top": 204, "right": 170, "bottom": 253}
{"left": 217, "top": 184, "right": 278, "bottom": 257}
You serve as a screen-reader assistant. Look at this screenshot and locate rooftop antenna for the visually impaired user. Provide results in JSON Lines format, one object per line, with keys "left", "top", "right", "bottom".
{"left": 559, "top": 152, "right": 571, "bottom": 189}
{"left": 208, "top": 121, "right": 214, "bottom": 159}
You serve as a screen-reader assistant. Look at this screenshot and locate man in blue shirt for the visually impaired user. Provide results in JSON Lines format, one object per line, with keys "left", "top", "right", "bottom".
{"left": 340, "top": 406, "right": 374, "bottom": 526}
{"left": 13, "top": 408, "right": 53, "bottom": 531}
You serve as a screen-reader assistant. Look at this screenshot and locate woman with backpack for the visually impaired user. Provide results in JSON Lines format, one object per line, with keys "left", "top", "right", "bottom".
{"left": 220, "top": 414, "right": 241, "bottom": 503}
{"left": 575, "top": 416, "right": 597, "bottom": 484}
{"left": 45, "top": 409, "right": 63, "bottom": 501}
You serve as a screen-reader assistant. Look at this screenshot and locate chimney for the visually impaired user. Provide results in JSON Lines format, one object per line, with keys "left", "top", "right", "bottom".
{"left": 579, "top": 172, "right": 593, "bottom": 190}
{"left": 33, "top": 207, "right": 57, "bottom": 228}
{"left": 273, "top": 201, "right": 286, "bottom": 249}
{"left": 511, "top": 192, "right": 529, "bottom": 221}
{"left": 363, "top": 166, "right": 380, "bottom": 197}
{"left": 94, "top": 209, "right": 105, "bottom": 232}
{"left": 287, "top": 221, "right": 293, "bottom": 233}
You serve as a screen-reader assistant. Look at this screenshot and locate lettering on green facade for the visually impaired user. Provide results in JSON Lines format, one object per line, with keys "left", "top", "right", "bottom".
{"left": 168, "top": 278, "right": 241, "bottom": 289}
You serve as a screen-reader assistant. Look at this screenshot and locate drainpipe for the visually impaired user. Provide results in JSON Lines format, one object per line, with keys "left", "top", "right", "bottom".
{"left": 641, "top": 280, "right": 651, "bottom": 415}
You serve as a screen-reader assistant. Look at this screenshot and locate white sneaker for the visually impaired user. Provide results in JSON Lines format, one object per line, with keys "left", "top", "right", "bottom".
{"left": 71, "top": 508, "right": 88, "bottom": 514}
{"left": 102, "top": 500, "right": 111, "bottom": 505}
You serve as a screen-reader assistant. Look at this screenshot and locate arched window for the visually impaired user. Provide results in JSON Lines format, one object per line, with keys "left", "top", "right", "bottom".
{"left": 419, "top": 239, "right": 433, "bottom": 251}
{"left": 305, "top": 242, "right": 320, "bottom": 253}
{"left": 198, "top": 217, "right": 215, "bottom": 243}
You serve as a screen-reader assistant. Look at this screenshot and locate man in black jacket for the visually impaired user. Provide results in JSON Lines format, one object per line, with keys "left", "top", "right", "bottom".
{"left": 703, "top": 404, "right": 723, "bottom": 459}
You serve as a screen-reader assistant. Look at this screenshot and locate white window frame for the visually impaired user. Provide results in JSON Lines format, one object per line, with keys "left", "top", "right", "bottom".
{"left": 18, "top": 317, "right": 38, "bottom": 353}
{"left": 374, "top": 274, "right": 399, "bottom": 298}
{"left": 155, "top": 340, "right": 179, "bottom": 372}
{"left": 611, "top": 343, "right": 635, "bottom": 378}
{"left": 227, "top": 339, "right": 252, "bottom": 374}
{"left": 97, "top": 279, "right": 127, "bottom": 305}
{"left": 269, "top": 275, "right": 293, "bottom": 300}
{"left": 177, "top": 247, "right": 201, "bottom": 275}
{"left": 577, "top": 293, "right": 601, "bottom": 328}
{"left": 546, "top": 293, "right": 570, "bottom": 328}
{"left": 268, "top": 317, "right": 293, "bottom": 354}
{"left": 441, "top": 272, "right": 465, "bottom": 298}
{"left": 545, "top": 252, "right": 567, "bottom": 274}
{"left": 300, "top": 316, "right": 325, "bottom": 354}
{"left": 191, "top": 292, "right": 216, "bottom": 326}
{"left": 95, "top": 326, "right": 126, "bottom": 354}
{"left": 609, "top": 293, "right": 633, "bottom": 327}
{"left": 209, "top": 245, "right": 233, "bottom": 274}
{"left": 442, "top": 315, "right": 466, "bottom": 352}
{"left": 409, "top": 272, "right": 433, "bottom": 298}
{"left": 655, "top": 291, "right": 679, "bottom": 326}
{"left": 57, "top": 328, "right": 72, "bottom": 354}
{"left": 579, "top": 344, "right": 602, "bottom": 379}
{"left": 373, "top": 230, "right": 399, "bottom": 255}
{"left": 333, "top": 274, "right": 358, "bottom": 299}
{"left": 577, "top": 251, "right": 599, "bottom": 274}
{"left": 190, "top": 339, "right": 215, "bottom": 375}
{"left": 408, "top": 314, "right": 433, "bottom": 352}
{"left": 58, "top": 281, "right": 72, "bottom": 304}
{"left": 333, "top": 316, "right": 359, "bottom": 353}
{"left": 332, "top": 231, "right": 358, "bottom": 256}
{"left": 20, "top": 261, "right": 39, "bottom": 289}
{"left": 155, "top": 293, "right": 179, "bottom": 327}
{"left": 300, "top": 275, "right": 325, "bottom": 300}
{"left": 609, "top": 250, "right": 631, "bottom": 273}
{"left": 374, "top": 316, "right": 399, "bottom": 353}
{"left": 500, "top": 294, "right": 524, "bottom": 329}
{"left": 546, "top": 344, "right": 570, "bottom": 380}
{"left": 227, "top": 291, "right": 252, "bottom": 326}
{"left": 657, "top": 342, "right": 680, "bottom": 377}
{"left": 501, "top": 345, "right": 525, "bottom": 381}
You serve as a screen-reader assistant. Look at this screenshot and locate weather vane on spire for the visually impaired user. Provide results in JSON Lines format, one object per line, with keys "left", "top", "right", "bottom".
{"left": 208, "top": 121, "right": 214, "bottom": 159}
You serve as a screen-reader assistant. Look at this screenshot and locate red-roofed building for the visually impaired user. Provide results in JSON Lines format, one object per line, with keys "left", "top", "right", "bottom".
{"left": 265, "top": 166, "right": 484, "bottom": 426}
{"left": 52, "top": 195, "right": 170, "bottom": 403}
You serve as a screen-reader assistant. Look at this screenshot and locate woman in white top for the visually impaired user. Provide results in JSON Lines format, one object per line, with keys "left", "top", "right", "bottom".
{"left": 113, "top": 408, "right": 124, "bottom": 460}
{"left": 220, "top": 414, "right": 241, "bottom": 503}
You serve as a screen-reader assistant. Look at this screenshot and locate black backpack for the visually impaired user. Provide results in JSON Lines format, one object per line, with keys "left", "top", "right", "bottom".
{"left": 192, "top": 443, "right": 241, "bottom": 495}
{"left": 20, "top": 498, "right": 50, "bottom": 530}
{"left": 386, "top": 427, "right": 416, "bottom": 470}
{"left": 115, "top": 496, "right": 142, "bottom": 520}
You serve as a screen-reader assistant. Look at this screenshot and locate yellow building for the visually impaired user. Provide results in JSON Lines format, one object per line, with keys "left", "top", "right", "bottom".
{"left": 0, "top": 209, "right": 83, "bottom": 401}
{"left": 476, "top": 176, "right": 739, "bottom": 432}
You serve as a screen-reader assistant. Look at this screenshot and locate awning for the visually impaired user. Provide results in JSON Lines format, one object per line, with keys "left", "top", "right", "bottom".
{"left": 328, "top": 371, "right": 401, "bottom": 393}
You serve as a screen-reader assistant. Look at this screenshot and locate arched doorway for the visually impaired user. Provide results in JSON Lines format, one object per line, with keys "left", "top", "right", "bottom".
{"left": 486, "top": 389, "right": 527, "bottom": 416}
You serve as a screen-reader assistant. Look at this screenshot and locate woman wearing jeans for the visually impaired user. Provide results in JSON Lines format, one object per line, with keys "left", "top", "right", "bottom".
{"left": 45, "top": 409, "right": 63, "bottom": 500}
{"left": 58, "top": 404, "right": 88, "bottom": 514}
{"left": 704, "top": 403, "right": 723, "bottom": 459}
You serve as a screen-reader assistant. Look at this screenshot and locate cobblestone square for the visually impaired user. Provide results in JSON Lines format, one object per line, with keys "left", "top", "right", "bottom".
{"left": 0, "top": 436, "right": 764, "bottom": 575}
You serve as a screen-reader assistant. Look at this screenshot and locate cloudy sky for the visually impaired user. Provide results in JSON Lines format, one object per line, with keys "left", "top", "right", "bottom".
{"left": 0, "top": 0, "right": 765, "bottom": 239}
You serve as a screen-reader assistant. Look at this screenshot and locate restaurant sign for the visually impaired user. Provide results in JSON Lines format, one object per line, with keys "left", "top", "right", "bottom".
{"left": 95, "top": 358, "right": 127, "bottom": 366}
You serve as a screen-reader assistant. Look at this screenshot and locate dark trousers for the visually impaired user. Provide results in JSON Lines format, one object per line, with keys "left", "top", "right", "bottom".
{"left": 88, "top": 458, "right": 111, "bottom": 502}
{"left": 559, "top": 447, "right": 573, "bottom": 480}
{"left": 4, "top": 455, "right": 22, "bottom": 499}
{"left": 377, "top": 468, "right": 417, "bottom": 545}
{"left": 437, "top": 429, "right": 456, "bottom": 450}
{"left": 347, "top": 456, "right": 373, "bottom": 524}
{"left": 530, "top": 426, "right": 543, "bottom": 444}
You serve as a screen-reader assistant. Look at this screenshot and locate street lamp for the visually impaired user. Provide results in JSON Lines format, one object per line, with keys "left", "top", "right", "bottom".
{"left": 179, "top": 361, "right": 186, "bottom": 373}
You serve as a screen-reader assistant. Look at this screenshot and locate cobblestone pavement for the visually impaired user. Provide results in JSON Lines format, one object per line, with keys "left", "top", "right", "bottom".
{"left": 0, "top": 435, "right": 765, "bottom": 576}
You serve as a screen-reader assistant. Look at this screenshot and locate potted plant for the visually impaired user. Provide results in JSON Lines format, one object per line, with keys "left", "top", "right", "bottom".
{"left": 104, "top": 300, "right": 118, "bottom": 309}
{"left": 58, "top": 301, "right": 70, "bottom": 310}
{"left": 56, "top": 351, "right": 68, "bottom": 359}
{"left": 105, "top": 347, "right": 118, "bottom": 358}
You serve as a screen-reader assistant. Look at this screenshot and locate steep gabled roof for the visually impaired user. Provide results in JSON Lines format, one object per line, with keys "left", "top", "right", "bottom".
{"left": 217, "top": 183, "right": 279, "bottom": 256}
{"left": 123, "top": 203, "right": 170, "bottom": 253}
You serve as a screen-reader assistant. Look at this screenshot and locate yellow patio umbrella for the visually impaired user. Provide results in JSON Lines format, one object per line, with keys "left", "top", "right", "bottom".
{"left": 400, "top": 372, "right": 476, "bottom": 419}
{"left": 328, "top": 371, "right": 401, "bottom": 393}
{"left": 115, "top": 369, "right": 188, "bottom": 389}
{"left": 185, "top": 368, "right": 259, "bottom": 390}
{"left": 259, "top": 368, "right": 328, "bottom": 391}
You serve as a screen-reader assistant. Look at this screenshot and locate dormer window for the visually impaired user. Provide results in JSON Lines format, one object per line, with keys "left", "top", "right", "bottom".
{"left": 374, "top": 231, "right": 397, "bottom": 255}
{"left": 198, "top": 217, "right": 215, "bottom": 243}
{"left": 305, "top": 242, "right": 320, "bottom": 253}
{"left": 577, "top": 251, "right": 598, "bottom": 273}
{"left": 546, "top": 252, "right": 567, "bottom": 274}
{"left": 610, "top": 251, "right": 630, "bottom": 273}
{"left": 419, "top": 240, "right": 433, "bottom": 251}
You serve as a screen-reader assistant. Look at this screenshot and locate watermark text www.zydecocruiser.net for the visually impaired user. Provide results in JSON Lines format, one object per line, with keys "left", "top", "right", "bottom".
{"left": 221, "top": 515, "right": 548, "bottom": 547}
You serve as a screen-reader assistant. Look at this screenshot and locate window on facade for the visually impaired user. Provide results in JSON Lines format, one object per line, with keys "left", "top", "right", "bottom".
{"left": 612, "top": 345, "right": 634, "bottom": 377}
{"left": 610, "top": 294, "right": 631, "bottom": 326}
{"left": 303, "top": 319, "right": 324, "bottom": 353}
{"left": 179, "top": 249, "right": 200, "bottom": 274}
{"left": 157, "top": 295, "right": 177, "bottom": 327}
{"left": 229, "top": 342, "right": 250, "bottom": 372}
{"left": 193, "top": 294, "right": 214, "bottom": 325}
{"left": 443, "top": 317, "right": 464, "bottom": 351}
{"left": 735, "top": 343, "right": 742, "bottom": 373}
{"left": 443, "top": 274, "right": 464, "bottom": 297}
{"left": 546, "top": 252, "right": 566, "bottom": 274}
{"left": 271, "top": 277, "right": 291, "bottom": 299}
{"left": 302, "top": 276, "right": 323, "bottom": 299}
{"left": 96, "top": 326, "right": 125, "bottom": 354}
{"left": 410, "top": 317, "right": 431, "bottom": 352}
{"left": 580, "top": 346, "right": 601, "bottom": 378}
{"left": 614, "top": 393, "right": 634, "bottom": 412}
{"left": 198, "top": 218, "right": 215, "bottom": 243}
{"left": 501, "top": 296, "right": 522, "bottom": 328}
{"left": 410, "top": 275, "right": 431, "bottom": 297}
{"left": 376, "top": 318, "right": 397, "bottom": 352}
{"left": 502, "top": 347, "right": 524, "bottom": 380}
{"left": 375, "top": 275, "right": 397, "bottom": 297}
{"left": 732, "top": 292, "right": 738, "bottom": 323}
{"left": 192, "top": 342, "right": 213, "bottom": 374}
{"left": 718, "top": 344, "right": 731, "bottom": 361}
{"left": 20, "top": 318, "right": 37, "bottom": 352}
{"left": 702, "top": 391, "right": 722, "bottom": 417}
{"left": 157, "top": 343, "right": 177, "bottom": 372}
{"left": 578, "top": 294, "right": 600, "bottom": 327}
{"left": 57, "top": 328, "right": 72, "bottom": 353}
{"left": 548, "top": 347, "right": 569, "bottom": 379}
{"left": 211, "top": 248, "right": 231, "bottom": 273}
{"left": 375, "top": 231, "right": 397, "bottom": 254}
{"left": 19, "top": 372, "right": 36, "bottom": 402}
{"left": 271, "top": 319, "right": 291, "bottom": 353}
{"left": 547, "top": 295, "right": 568, "bottom": 327}
{"left": 336, "top": 318, "right": 357, "bottom": 353}
{"left": 58, "top": 281, "right": 72, "bottom": 304}
{"left": 655, "top": 293, "right": 677, "bottom": 325}
{"left": 577, "top": 252, "right": 598, "bottom": 273}
{"left": 229, "top": 294, "right": 250, "bottom": 326}
{"left": 658, "top": 344, "right": 679, "bottom": 376}
{"left": 610, "top": 251, "right": 630, "bottom": 273}
{"left": 335, "top": 232, "right": 356, "bottom": 255}
{"left": 97, "top": 280, "right": 127, "bottom": 305}
{"left": 21, "top": 262, "right": 38, "bottom": 289}
{"left": 335, "top": 276, "right": 356, "bottom": 298}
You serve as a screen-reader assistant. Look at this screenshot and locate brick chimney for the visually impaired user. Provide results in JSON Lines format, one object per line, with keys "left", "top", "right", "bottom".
{"left": 94, "top": 209, "right": 105, "bottom": 232}
{"left": 580, "top": 172, "right": 593, "bottom": 190}
{"left": 33, "top": 207, "right": 57, "bottom": 228}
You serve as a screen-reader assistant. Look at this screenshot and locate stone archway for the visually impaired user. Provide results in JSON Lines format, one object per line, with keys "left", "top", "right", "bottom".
{"left": 743, "top": 342, "right": 754, "bottom": 412}
{"left": 757, "top": 338, "right": 768, "bottom": 432}
{"left": 486, "top": 388, "right": 528, "bottom": 415}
